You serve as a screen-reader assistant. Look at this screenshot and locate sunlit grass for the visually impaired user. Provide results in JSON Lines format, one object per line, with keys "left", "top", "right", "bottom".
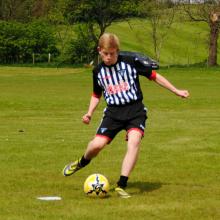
{"left": 0, "top": 66, "right": 219, "bottom": 220}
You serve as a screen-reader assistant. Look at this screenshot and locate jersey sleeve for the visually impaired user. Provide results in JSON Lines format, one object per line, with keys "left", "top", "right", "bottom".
{"left": 92, "top": 68, "right": 102, "bottom": 98}
{"left": 134, "top": 58, "right": 157, "bottom": 80}
{"left": 119, "top": 51, "right": 158, "bottom": 80}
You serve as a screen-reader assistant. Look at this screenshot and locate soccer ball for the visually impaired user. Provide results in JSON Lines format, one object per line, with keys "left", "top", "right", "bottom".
{"left": 83, "top": 174, "right": 110, "bottom": 198}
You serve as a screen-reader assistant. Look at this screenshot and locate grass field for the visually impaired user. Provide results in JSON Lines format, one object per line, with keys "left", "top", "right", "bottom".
{"left": 108, "top": 19, "right": 211, "bottom": 66}
{"left": 56, "top": 19, "right": 217, "bottom": 67}
{"left": 0, "top": 66, "right": 219, "bottom": 220}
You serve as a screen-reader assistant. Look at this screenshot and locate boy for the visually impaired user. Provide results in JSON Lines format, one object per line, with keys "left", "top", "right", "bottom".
{"left": 63, "top": 33, "right": 189, "bottom": 198}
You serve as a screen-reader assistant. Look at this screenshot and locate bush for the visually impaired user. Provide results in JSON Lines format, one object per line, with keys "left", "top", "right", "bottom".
{"left": 67, "top": 24, "right": 95, "bottom": 64}
{"left": 0, "top": 20, "right": 59, "bottom": 64}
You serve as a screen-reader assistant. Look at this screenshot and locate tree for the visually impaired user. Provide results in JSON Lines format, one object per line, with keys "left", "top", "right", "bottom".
{"left": 0, "top": 21, "right": 59, "bottom": 63}
{"left": 64, "top": 0, "right": 147, "bottom": 64}
{"left": 32, "top": 0, "right": 56, "bottom": 18}
{"left": 140, "top": 0, "right": 176, "bottom": 61}
{"left": 67, "top": 24, "right": 96, "bottom": 64}
{"left": 0, "top": 0, "right": 58, "bottom": 22}
{"left": 0, "top": 0, "right": 34, "bottom": 22}
{"left": 183, "top": 0, "right": 220, "bottom": 66}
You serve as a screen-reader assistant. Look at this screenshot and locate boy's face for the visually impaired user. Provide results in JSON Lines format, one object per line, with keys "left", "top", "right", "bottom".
{"left": 98, "top": 47, "right": 118, "bottom": 66}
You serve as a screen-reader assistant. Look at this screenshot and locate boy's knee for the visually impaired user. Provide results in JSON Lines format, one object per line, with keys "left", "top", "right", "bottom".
{"left": 89, "top": 138, "right": 106, "bottom": 151}
{"left": 127, "top": 137, "right": 142, "bottom": 149}
{"left": 128, "top": 138, "right": 141, "bottom": 146}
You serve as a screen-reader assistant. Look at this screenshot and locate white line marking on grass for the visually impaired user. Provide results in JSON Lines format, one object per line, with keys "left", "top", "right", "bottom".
{"left": 37, "top": 196, "right": 62, "bottom": 201}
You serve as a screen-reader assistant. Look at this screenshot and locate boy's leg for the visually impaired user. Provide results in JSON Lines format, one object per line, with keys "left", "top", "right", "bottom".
{"left": 115, "top": 130, "right": 142, "bottom": 198}
{"left": 84, "top": 135, "right": 110, "bottom": 159}
{"left": 63, "top": 136, "right": 109, "bottom": 176}
{"left": 117, "top": 130, "right": 142, "bottom": 188}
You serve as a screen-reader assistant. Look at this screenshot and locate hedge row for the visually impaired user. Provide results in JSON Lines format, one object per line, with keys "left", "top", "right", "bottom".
{"left": 0, "top": 21, "right": 59, "bottom": 64}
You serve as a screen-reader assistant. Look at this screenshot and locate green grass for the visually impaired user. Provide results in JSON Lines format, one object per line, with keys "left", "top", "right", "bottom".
{"left": 108, "top": 19, "right": 213, "bottom": 66}
{"left": 53, "top": 18, "right": 219, "bottom": 67}
{"left": 0, "top": 66, "right": 220, "bottom": 220}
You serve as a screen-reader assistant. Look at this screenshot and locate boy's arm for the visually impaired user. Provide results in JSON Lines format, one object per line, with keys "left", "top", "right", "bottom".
{"left": 154, "top": 73, "right": 189, "bottom": 98}
{"left": 82, "top": 95, "right": 101, "bottom": 124}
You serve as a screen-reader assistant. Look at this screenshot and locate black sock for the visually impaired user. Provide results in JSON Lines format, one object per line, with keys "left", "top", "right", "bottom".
{"left": 79, "top": 155, "right": 91, "bottom": 167}
{"left": 117, "top": 175, "right": 128, "bottom": 188}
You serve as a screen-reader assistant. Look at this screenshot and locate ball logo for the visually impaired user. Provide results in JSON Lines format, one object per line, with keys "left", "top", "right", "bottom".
{"left": 88, "top": 175, "right": 105, "bottom": 195}
{"left": 84, "top": 174, "right": 110, "bottom": 198}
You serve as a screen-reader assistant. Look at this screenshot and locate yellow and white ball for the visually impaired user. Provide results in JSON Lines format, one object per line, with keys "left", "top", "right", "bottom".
{"left": 83, "top": 174, "right": 110, "bottom": 198}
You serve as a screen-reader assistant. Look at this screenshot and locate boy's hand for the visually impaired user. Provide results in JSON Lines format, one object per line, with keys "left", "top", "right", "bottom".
{"left": 176, "top": 89, "right": 190, "bottom": 98}
{"left": 82, "top": 114, "right": 92, "bottom": 124}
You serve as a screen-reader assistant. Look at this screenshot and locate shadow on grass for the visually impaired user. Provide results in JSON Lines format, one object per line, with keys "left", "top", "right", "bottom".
{"left": 128, "top": 181, "right": 162, "bottom": 194}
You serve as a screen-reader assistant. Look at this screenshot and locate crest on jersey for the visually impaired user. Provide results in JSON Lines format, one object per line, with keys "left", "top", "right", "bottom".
{"left": 117, "top": 69, "right": 126, "bottom": 78}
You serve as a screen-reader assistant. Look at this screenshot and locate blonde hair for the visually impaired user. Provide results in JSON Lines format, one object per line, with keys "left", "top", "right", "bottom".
{"left": 98, "top": 33, "right": 120, "bottom": 51}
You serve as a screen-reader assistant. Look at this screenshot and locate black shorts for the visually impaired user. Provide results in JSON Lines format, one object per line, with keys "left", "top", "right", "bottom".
{"left": 96, "top": 101, "right": 147, "bottom": 142}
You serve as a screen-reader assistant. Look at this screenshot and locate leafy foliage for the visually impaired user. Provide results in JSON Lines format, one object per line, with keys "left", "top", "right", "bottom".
{"left": 67, "top": 24, "right": 96, "bottom": 64}
{"left": 64, "top": 0, "right": 148, "bottom": 64}
{"left": 65, "top": 0, "right": 145, "bottom": 25}
{"left": 0, "top": 0, "right": 58, "bottom": 22}
{"left": 0, "top": 21, "right": 59, "bottom": 63}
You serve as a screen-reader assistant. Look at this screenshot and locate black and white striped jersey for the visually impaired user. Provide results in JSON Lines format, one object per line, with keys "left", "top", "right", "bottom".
{"left": 92, "top": 52, "right": 157, "bottom": 106}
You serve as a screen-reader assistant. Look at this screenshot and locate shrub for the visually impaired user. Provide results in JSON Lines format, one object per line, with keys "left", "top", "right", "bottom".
{"left": 67, "top": 24, "right": 95, "bottom": 64}
{"left": 0, "top": 20, "right": 59, "bottom": 64}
